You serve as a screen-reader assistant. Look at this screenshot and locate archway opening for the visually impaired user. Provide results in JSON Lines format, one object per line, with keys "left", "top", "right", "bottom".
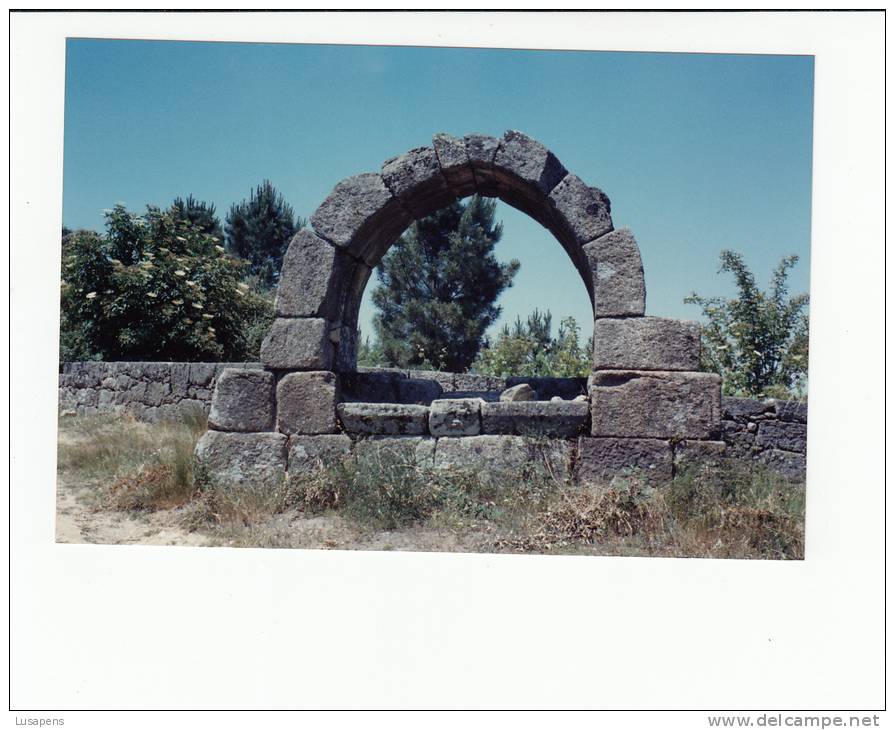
{"left": 354, "top": 195, "right": 595, "bottom": 383}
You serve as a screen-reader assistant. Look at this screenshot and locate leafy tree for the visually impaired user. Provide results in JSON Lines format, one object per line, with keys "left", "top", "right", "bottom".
{"left": 372, "top": 195, "right": 519, "bottom": 371}
{"left": 356, "top": 329, "right": 387, "bottom": 368}
{"left": 473, "top": 310, "right": 591, "bottom": 378}
{"left": 60, "top": 204, "right": 273, "bottom": 362}
{"left": 684, "top": 250, "right": 809, "bottom": 399}
{"left": 170, "top": 194, "right": 224, "bottom": 239}
{"left": 225, "top": 180, "right": 303, "bottom": 288}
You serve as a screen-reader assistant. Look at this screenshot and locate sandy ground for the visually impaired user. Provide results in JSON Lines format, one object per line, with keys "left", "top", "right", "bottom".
{"left": 55, "top": 471, "right": 499, "bottom": 553}
{"left": 55, "top": 475, "right": 212, "bottom": 547}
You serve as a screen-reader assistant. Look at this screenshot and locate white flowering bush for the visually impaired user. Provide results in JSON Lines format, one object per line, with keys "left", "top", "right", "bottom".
{"left": 60, "top": 204, "right": 273, "bottom": 361}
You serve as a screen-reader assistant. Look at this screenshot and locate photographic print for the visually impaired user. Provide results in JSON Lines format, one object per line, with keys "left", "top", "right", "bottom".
{"left": 56, "top": 38, "right": 813, "bottom": 559}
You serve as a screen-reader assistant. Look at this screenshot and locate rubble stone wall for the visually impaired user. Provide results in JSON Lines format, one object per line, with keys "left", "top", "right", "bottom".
{"left": 58, "top": 361, "right": 262, "bottom": 422}
{"left": 59, "top": 362, "right": 807, "bottom": 483}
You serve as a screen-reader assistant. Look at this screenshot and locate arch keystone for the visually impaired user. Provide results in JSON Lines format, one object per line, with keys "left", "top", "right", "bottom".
{"left": 432, "top": 133, "right": 476, "bottom": 198}
{"left": 492, "top": 130, "right": 568, "bottom": 210}
{"left": 464, "top": 134, "right": 501, "bottom": 195}
{"left": 381, "top": 146, "right": 455, "bottom": 218}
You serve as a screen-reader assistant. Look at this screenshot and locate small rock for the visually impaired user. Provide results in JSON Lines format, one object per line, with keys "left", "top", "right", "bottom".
{"left": 499, "top": 383, "right": 537, "bottom": 402}
{"left": 550, "top": 396, "right": 564, "bottom": 402}
{"left": 572, "top": 394, "right": 588, "bottom": 403}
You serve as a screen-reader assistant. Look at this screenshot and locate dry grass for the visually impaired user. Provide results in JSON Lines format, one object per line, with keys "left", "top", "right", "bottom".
{"left": 494, "top": 463, "right": 805, "bottom": 559}
{"left": 57, "top": 411, "right": 805, "bottom": 559}
{"left": 57, "top": 407, "right": 207, "bottom": 512}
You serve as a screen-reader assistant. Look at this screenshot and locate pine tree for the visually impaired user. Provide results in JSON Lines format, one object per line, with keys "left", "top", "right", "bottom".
{"left": 169, "top": 195, "right": 224, "bottom": 240}
{"left": 225, "top": 180, "right": 300, "bottom": 288}
{"left": 371, "top": 195, "right": 519, "bottom": 371}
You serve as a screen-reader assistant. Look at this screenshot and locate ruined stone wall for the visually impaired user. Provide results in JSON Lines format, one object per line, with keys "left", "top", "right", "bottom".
{"left": 720, "top": 397, "right": 807, "bottom": 479}
{"left": 58, "top": 361, "right": 262, "bottom": 422}
{"left": 57, "top": 362, "right": 583, "bottom": 418}
{"left": 59, "top": 362, "right": 806, "bottom": 482}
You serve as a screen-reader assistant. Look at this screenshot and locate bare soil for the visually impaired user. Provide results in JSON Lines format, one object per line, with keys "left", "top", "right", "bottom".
{"left": 55, "top": 469, "right": 496, "bottom": 553}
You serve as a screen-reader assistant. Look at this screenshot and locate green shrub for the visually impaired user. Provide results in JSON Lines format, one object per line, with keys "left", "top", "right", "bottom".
{"left": 685, "top": 250, "right": 809, "bottom": 399}
{"left": 60, "top": 204, "right": 274, "bottom": 362}
{"left": 473, "top": 310, "right": 591, "bottom": 378}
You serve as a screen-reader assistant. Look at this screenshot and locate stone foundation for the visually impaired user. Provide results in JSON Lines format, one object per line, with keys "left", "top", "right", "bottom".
{"left": 60, "top": 362, "right": 807, "bottom": 485}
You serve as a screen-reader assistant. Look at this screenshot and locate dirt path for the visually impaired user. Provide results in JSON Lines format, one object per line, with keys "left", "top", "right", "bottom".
{"left": 55, "top": 475, "right": 212, "bottom": 547}
{"left": 55, "top": 473, "right": 498, "bottom": 552}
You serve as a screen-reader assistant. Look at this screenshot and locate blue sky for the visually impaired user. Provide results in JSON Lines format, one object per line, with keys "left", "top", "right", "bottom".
{"left": 62, "top": 39, "right": 814, "bottom": 341}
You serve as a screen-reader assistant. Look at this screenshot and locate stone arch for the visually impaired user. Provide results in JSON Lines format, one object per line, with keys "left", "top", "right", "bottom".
{"left": 196, "top": 130, "right": 723, "bottom": 493}
{"left": 265, "top": 130, "right": 647, "bottom": 372}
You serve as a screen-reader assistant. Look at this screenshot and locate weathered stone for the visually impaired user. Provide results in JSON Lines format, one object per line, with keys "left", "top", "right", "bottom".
{"left": 276, "top": 229, "right": 355, "bottom": 319}
{"left": 194, "top": 430, "right": 287, "bottom": 490}
{"left": 341, "top": 370, "right": 403, "bottom": 403}
{"left": 452, "top": 390, "right": 501, "bottom": 402}
{"left": 188, "top": 362, "right": 217, "bottom": 386}
{"left": 583, "top": 228, "right": 646, "bottom": 317}
{"left": 757, "top": 449, "right": 806, "bottom": 480}
{"left": 287, "top": 434, "right": 352, "bottom": 474}
{"left": 589, "top": 370, "right": 721, "bottom": 439}
{"left": 493, "top": 130, "right": 568, "bottom": 207}
{"left": 454, "top": 372, "right": 505, "bottom": 393}
{"left": 404, "top": 369, "right": 456, "bottom": 393}
{"left": 353, "top": 436, "right": 436, "bottom": 468}
{"left": 722, "top": 396, "right": 774, "bottom": 423}
{"left": 260, "top": 318, "right": 334, "bottom": 371}
{"left": 755, "top": 420, "right": 807, "bottom": 454}
{"left": 276, "top": 371, "right": 339, "bottom": 436}
{"left": 592, "top": 317, "right": 701, "bottom": 371}
{"left": 157, "top": 402, "right": 191, "bottom": 422}
{"left": 550, "top": 396, "right": 563, "bottom": 403}
{"left": 395, "top": 377, "right": 443, "bottom": 405}
{"left": 309, "top": 173, "right": 412, "bottom": 266}
{"left": 548, "top": 173, "right": 613, "bottom": 246}
{"left": 428, "top": 398, "right": 483, "bottom": 437}
{"left": 381, "top": 146, "right": 454, "bottom": 218}
{"left": 673, "top": 440, "right": 729, "bottom": 474}
{"left": 432, "top": 132, "right": 476, "bottom": 198}
{"left": 208, "top": 368, "right": 275, "bottom": 432}
{"left": 573, "top": 394, "right": 588, "bottom": 403}
{"left": 500, "top": 383, "right": 537, "bottom": 402}
{"left": 337, "top": 402, "right": 430, "bottom": 435}
{"left": 464, "top": 134, "right": 501, "bottom": 194}
{"left": 722, "top": 420, "right": 757, "bottom": 456}
{"left": 482, "top": 401, "right": 590, "bottom": 437}
{"left": 170, "top": 364, "right": 190, "bottom": 397}
{"left": 506, "top": 376, "right": 588, "bottom": 400}
{"left": 434, "top": 435, "right": 572, "bottom": 482}
{"left": 333, "top": 323, "right": 360, "bottom": 373}
{"left": 774, "top": 400, "right": 808, "bottom": 424}
{"left": 143, "top": 380, "right": 171, "bottom": 407}
{"left": 175, "top": 400, "right": 207, "bottom": 421}
{"left": 327, "top": 259, "right": 374, "bottom": 369}
{"left": 576, "top": 437, "right": 673, "bottom": 485}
